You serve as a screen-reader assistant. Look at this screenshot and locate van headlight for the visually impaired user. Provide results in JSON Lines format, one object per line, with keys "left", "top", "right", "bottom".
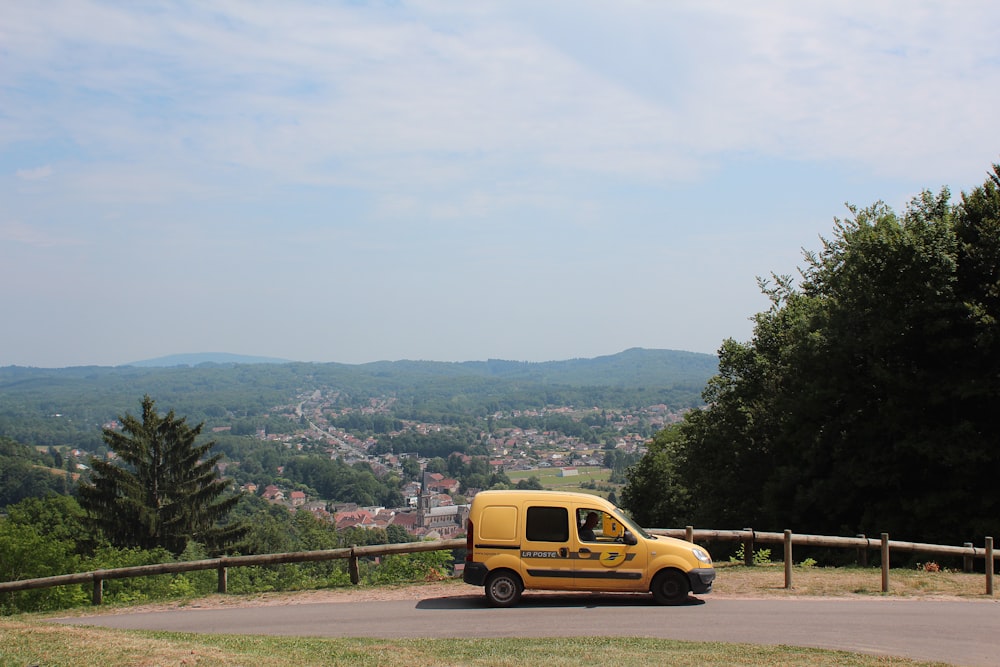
{"left": 692, "top": 548, "right": 712, "bottom": 564}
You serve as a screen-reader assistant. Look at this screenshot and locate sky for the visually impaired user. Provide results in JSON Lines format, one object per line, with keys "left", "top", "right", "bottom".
{"left": 3, "top": 1, "right": 1000, "bottom": 368}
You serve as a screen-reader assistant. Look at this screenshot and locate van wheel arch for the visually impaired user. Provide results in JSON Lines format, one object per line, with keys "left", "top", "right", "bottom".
{"left": 484, "top": 569, "right": 523, "bottom": 608}
{"left": 650, "top": 568, "right": 690, "bottom": 605}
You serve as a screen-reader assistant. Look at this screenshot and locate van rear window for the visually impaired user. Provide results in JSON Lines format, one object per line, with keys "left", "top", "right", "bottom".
{"left": 525, "top": 506, "right": 569, "bottom": 542}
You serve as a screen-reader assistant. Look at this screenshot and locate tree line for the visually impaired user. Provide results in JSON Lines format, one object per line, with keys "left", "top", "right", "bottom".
{"left": 622, "top": 164, "right": 1000, "bottom": 548}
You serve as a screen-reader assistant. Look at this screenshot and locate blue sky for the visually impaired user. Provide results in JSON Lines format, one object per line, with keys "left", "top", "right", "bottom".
{"left": 3, "top": 1, "right": 1000, "bottom": 368}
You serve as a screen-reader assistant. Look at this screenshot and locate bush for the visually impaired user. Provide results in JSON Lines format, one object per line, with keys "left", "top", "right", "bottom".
{"left": 0, "top": 522, "right": 87, "bottom": 614}
{"left": 85, "top": 546, "right": 178, "bottom": 604}
{"left": 729, "top": 544, "right": 772, "bottom": 566}
{"left": 365, "top": 550, "right": 453, "bottom": 585}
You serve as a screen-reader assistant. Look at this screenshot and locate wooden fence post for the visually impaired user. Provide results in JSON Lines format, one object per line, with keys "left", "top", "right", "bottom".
{"left": 217, "top": 566, "right": 228, "bottom": 594}
{"left": 743, "top": 528, "right": 754, "bottom": 567}
{"left": 349, "top": 546, "right": 360, "bottom": 585}
{"left": 987, "top": 537, "right": 994, "bottom": 596}
{"left": 685, "top": 526, "right": 694, "bottom": 543}
{"left": 881, "top": 533, "right": 890, "bottom": 593}
{"left": 963, "top": 543, "right": 974, "bottom": 573}
{"left": 856, "top": 534, "right": 867, "bottom": 567}
{"left": 783, "top": 530, "right": 792, "bottom": 589}
{"left": 92, "top": 576, "right": 103, "bottom": 606}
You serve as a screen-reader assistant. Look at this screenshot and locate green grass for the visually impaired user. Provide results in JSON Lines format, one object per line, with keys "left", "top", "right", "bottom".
{"left": 0, "top": 621, "right": 949, "bottom": 666}
{"left": 507, "top": 466, "right": 612, "bottom": 489}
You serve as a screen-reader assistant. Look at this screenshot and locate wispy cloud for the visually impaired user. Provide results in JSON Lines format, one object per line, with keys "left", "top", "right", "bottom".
{"left": 0, "top": 220, "right": 81, "bottom": 247}
{"left": 15, "top": 165, "right": 53, "bottom": 181}
{"left": 2, "top": 1, "right": 999, "bottom": 366}
{"left": 4, "top": 1, "right": 998, "bottom": 201}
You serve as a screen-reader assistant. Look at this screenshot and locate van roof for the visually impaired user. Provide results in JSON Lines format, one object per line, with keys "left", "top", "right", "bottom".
{"left": 471, "top": 489, "right": 618, "bottom": 508}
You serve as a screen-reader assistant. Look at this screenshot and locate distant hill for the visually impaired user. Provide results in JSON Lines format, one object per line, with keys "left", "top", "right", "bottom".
{"left": 127, "top": 353, "right": 293, "bottom": 367}
{"left": 0, "top": 349, "right": 719, "bottom": 449}
{"left": 465, "top": 347, "right": 717, "bottom": 387}
{"left": 360, "top": 348, "right": 718, "bottom": 389}
{"left": 3, "top": 349, "right": 718, "bottom": 394}
{"left": 121, "top": 348, "right": 718, "bottom": 386}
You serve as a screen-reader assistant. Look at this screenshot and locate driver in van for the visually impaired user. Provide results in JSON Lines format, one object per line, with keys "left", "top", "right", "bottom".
{"left": 579, "top": 511, "right": 600, "bottom": 541}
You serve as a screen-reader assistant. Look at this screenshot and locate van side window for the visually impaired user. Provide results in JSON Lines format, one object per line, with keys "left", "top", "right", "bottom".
{"left": 525, "top": 506, "right": 569, "bottom": 542}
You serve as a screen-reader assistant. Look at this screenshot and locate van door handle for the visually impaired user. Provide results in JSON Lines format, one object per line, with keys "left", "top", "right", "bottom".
{"left": 578, "top": 548, "right": 591, "bottom": 554}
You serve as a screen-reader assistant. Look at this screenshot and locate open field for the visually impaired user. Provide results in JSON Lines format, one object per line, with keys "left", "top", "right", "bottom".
{"left": 2, "top": 565, "right": 989, "bottom": 667}
{"left": 506, "top": 466, "right": 613, "bottom": 491}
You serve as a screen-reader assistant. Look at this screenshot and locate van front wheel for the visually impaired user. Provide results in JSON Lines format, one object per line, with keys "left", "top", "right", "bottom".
{"left": 485, "top": 570, "right": 523, "bottom": 608}
{"left": 651, "top": 569, "right": 689, "bottom": 605}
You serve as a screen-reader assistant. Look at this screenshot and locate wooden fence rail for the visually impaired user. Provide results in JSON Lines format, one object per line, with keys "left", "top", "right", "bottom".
{"left": 649, "top": 528, "right": 997, "bottom": 593}
{"left": 1, "top": 529, "right": 996, "bottom": 605}
{"left": 0, "top": 538, "right": 465, "bottom": 605}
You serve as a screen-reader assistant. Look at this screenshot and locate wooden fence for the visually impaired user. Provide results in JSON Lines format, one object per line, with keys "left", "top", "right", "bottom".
{"left": 651, "top": 528, "right": 996, "bottom": 594}
{"left": 0, "top": 538, "right": 465, "bottom": 605}
{"left": 0, "top": 529, "right": 995, "bottom": 605}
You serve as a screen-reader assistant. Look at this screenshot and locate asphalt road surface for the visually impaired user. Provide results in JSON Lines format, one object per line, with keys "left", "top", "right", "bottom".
{"left": 53, "top": 593, "right": 1000, "bottom": 666}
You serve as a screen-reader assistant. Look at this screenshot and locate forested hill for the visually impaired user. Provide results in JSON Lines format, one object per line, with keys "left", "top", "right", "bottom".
{"left": 0, "top": 348, "right": 717, "bottom": 449}
{"left": 368, "top": 348, "right": 717, "bottom": 387}
{"left": 126, "top": 347, "right": 717, "bottom": 387}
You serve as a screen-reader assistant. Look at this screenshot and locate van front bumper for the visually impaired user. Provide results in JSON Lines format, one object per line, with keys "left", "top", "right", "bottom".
{"left": 463, "top": 562, "right": 489, "bottom": 586}
{"left": 688, "top": 568, "right": 715, "bottom": 594}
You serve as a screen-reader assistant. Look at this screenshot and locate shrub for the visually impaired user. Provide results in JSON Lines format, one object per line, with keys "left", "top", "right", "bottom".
{"left": 365, "top": 550, "right": 453, "bottom": 585}
{"left": 0, "top": 522, "right": 87, "bottom": 614}
{"left": 729, "top": 544, "right": 773, "bottom": 566}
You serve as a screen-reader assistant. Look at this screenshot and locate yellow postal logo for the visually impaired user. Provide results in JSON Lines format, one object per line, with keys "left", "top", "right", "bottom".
{"left": 599, "top": 551, "right": 624, "bottom": 567}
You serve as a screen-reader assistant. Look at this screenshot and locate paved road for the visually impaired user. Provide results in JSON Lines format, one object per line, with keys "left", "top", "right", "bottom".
{"left": 53, "top": 593, "right": 1000, "bottom": 666}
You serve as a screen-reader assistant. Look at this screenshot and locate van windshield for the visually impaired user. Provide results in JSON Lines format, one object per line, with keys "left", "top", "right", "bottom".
{"left": 612, "top": 510, "right": 652, "bottom": 540}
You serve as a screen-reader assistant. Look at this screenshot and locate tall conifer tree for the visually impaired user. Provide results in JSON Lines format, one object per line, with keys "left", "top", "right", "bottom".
{"left": 79, "top": 395, "right": 245, "bottom": 554}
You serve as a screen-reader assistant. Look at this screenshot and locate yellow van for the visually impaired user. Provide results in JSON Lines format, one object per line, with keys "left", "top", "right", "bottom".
{"left": 462, "top": 489, "right": 714, "bottom": 607}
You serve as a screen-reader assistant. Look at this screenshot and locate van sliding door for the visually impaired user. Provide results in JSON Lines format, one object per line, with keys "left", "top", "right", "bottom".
{"left": 520, "top": 504, "right": 573, "bottom": 588}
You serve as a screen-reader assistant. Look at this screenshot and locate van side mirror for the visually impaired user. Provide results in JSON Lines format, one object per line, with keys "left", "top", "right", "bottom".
{"left": 622, "top": 530, "right": 638, "bottom": 546}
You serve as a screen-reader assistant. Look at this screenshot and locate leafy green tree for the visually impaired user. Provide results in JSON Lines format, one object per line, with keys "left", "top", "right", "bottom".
{"left": 0, "top": 437, "right": 67, "bottom": 507}
{"left": 515, "top": 475, "right": 544, "bottom": 490}
{"left": 0, "top": 520, "right": 87, "bottom": 613}
{"left": 386, "top": 524, "right": 413, "bottom": 544}
{"left": 401, "top": 455, "right": 421, "bottom": 481}
{"left": 78, "top": 395, "right": 246, "bottom": 555}
{"left": 625, "top": 165, "right": 1000, "bottom": 545}
{"left": 4, "top": 495, "right": 88, "bottom": 549}
{"left": 424, "top": 457, "right": 448, "bottom": 475}
{"left": 291, "top": 509, "right": 338, "bottom": 551}
{"left": 233, "top": 496, "right": 296, "bottom": 555}
{"left": 621, "top": 427, "right": 692, "bottom": 527}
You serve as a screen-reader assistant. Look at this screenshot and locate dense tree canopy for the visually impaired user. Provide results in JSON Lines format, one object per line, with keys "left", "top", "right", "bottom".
{"left": 0, "top": 437, "right": 68, "bottom": 507}
{"left": 624, "top": 165, "right": 1000, "bottom": 546}
{"left": 78, "top": 396, "right": 246, "bottom": 555}
{"left": 280, "top": 456, "right": 404, "bottom": 507}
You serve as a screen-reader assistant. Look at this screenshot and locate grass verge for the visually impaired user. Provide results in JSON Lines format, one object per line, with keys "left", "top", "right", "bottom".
{"left": 0, "top": 623, "right": 951, "bottom": 667}
{"left": 712, "top": 562, "right": 993, "bottom": 598}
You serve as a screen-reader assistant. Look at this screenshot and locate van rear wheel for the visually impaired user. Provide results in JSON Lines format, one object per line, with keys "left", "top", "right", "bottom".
{"left": 651, "top": 569, "right": 689, "bottom": 605}
{"left": 485, "top": 570, "right": 523, "bottom": 607}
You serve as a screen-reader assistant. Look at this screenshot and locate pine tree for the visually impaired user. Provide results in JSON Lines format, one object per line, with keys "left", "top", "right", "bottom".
{"left": 79, "top": 395, "right": 245, "bottom": 555}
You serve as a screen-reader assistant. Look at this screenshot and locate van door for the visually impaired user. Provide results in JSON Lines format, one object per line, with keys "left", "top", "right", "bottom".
{"left": 571, "top": 506, "right": 647, "bottom": 592}
{"left": 519, "top": 503, "right": 574, "bottom": 589}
